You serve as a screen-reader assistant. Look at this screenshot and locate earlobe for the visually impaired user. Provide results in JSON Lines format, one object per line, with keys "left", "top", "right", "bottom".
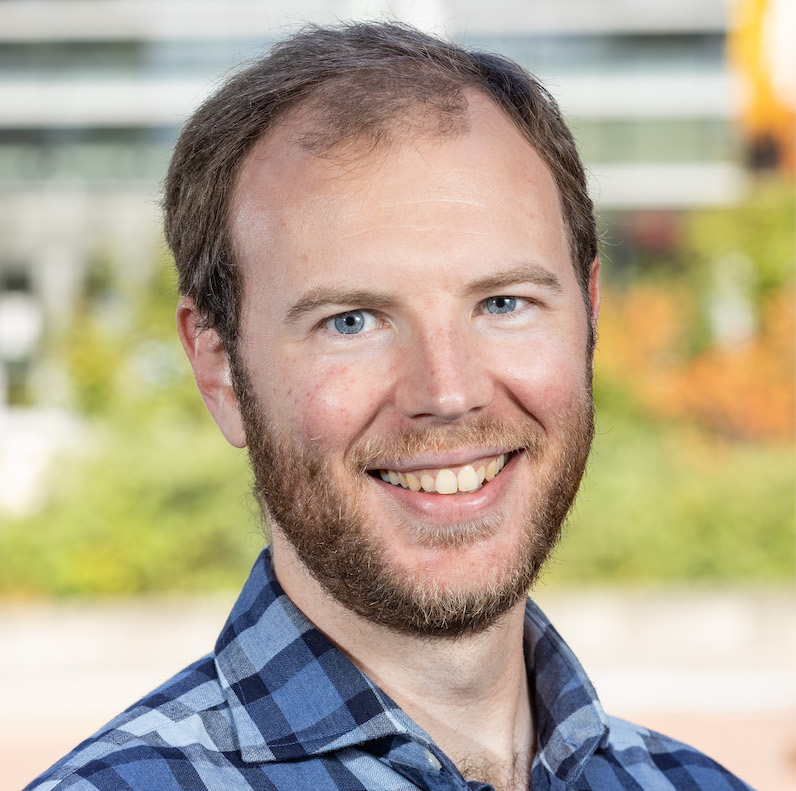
{"left": 176, "top": 298, "right": 247, "bottom": 449}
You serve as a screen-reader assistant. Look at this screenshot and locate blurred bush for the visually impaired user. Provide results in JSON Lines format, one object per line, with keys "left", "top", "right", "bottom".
{"left": 0, "top": 413, "right": 258, "bottom": 595}
{"left": 0, "top": 182, "right": 793, "bottom": 596}
{"left": 553, "top": 413, "right": 794, "bottom": 584}
{"left": 553, "top": 179, "right": 795, "bottom": 585}
{"left": 0, "top": 256, "right": 261, "bottom": 596}
{"left": 596, "top": 180, "right": 794, "bottom": 441}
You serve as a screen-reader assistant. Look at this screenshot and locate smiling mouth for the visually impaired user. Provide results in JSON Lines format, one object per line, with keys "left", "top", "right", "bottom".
{"left": 370, "top": 452, "right": 514, "bottom": 495}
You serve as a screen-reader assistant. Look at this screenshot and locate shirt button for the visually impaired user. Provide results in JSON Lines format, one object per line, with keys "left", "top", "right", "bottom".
{"left": 423, "top": 748, "right": 442, "bottom": 771}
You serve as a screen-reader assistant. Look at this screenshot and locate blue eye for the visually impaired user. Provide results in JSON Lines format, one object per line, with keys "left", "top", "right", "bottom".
{"left": 485, "top": 296, "right": 517, "bottom": 314}
{"left": 330, "top": 310, "right": 369, "bottom": 334}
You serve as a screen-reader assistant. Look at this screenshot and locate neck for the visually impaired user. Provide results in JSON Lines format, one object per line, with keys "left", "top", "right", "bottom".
{"left": 271, "top": 539, "right": 535, "bottom": 791}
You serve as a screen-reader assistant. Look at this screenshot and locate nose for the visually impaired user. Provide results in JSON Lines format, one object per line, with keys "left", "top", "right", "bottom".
{"left": 393, "top": 323, "right": 494, "bottom": 422}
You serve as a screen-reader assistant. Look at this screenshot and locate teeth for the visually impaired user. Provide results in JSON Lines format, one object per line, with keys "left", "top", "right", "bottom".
{"left": 457, "top": 465, "right": 479, "bottom": 492}
{"left": 421, "top": 473, "right": 436, "bottom": 492}
{"left": 435, "top": 469, "right": 458, "bottom": 494}
{"left": 377, "top": 454, "right": 511, "bottom": 495}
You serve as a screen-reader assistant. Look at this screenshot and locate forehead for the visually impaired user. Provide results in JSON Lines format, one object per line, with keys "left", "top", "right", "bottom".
{"left": 229, "top": 92, "right": 570, "bottom": 294}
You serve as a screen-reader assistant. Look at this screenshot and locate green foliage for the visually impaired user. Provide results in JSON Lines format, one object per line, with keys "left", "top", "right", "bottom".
{"left": 62, "top": 314, "right": 125, "bottom": 415}
{"left": 682, "top": 179, "right": 795, "bottom": 300}
{"left": 0, "top": 410, "right": 259, "bottom": 597}
{"left": 548, "top": 408, "right": 795, "bottom": 585}
{"left": 0, "top": 253, "right": 261, "bottom": 598}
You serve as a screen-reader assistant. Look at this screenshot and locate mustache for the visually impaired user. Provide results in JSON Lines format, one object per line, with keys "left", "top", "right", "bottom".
{"left": 349, "top": 414, "right": 545, "bottom": 472}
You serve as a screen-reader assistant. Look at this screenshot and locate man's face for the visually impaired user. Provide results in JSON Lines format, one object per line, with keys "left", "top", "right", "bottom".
{"left": 227, "top": 95, "right": 598, "bottom": 635}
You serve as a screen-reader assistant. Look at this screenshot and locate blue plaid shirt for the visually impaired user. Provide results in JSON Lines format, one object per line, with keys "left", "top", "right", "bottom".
{"left": 27, "top": 549, "right": 753, "bottom": 790}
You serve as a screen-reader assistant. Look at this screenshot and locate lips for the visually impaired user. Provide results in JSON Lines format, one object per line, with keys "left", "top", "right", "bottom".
{"left": 373, "top": 452, "right": 511, "bottom": 494}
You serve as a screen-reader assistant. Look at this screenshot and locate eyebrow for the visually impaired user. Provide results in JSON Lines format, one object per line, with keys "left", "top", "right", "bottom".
{"left": 459, "top": 262, "right": 564, "bottom": 298}
{"left": 284, "top": 288, "right": 398, "bottom": 325}
{"left": 283, "top": 262, "right": 564, "bottom": 325}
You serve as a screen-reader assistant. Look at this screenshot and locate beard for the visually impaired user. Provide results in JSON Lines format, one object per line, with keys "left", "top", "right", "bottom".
{"left": 232, "top": 359, "right": 594, "bottom": 638}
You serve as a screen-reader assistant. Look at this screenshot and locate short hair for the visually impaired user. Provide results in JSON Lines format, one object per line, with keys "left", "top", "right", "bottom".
{"left": 164, "top": 21, "right": 597, "bottom": 353}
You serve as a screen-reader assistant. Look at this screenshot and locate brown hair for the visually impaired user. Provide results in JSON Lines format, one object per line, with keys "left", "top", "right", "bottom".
{"left": 163, "top": 21, "right": 597, "bottom": 353}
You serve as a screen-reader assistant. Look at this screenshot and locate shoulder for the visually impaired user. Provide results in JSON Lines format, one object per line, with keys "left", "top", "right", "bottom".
{"left": 579, "top": 715, "right": 755, "bottom": 791}
{"left": 24, "top": 654, "right": 237, "bottom": 791}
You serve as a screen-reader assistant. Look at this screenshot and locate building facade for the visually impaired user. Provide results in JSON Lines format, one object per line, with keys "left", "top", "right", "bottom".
{"left": 0, "top": 0, "right": 740, "bottom": 408}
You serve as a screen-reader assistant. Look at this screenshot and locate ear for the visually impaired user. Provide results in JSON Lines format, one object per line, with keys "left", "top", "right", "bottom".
{"left": 588, "top": 255, "right": 601, "bottom": 333}
{"left": 176, "top": 297, "right": 247, "bottom": 448}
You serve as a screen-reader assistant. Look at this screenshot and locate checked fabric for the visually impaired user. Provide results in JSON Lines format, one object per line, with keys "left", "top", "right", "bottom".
{"left": 26, "top": 548, "right": 754, "bottom": 790}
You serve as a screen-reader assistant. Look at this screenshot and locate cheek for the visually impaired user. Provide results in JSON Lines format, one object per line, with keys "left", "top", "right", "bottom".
{"left": 500, "top": 338, "right": 589, "bottom": 419}
{"left": 292, "top": 361, "right": 388, "bottom": 445}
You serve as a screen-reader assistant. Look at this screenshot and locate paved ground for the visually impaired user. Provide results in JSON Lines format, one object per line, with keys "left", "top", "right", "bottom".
{"left": 2, "top": 587, "right": 795, "bottom": 791}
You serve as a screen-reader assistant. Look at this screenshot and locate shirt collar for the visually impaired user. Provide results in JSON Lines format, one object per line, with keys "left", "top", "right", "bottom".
{"left": 524, "top": 599, "right": 610, "bottom": 787}
{"left": 214, "top": 549, "right": 424, "bottom": 763}
{"left": 215, "top": 548, "right": 609, "bottom": 780}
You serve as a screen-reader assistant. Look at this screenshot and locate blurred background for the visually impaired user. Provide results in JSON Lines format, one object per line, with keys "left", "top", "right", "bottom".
{"left": 0, "top": 0, "right": 793, "bottom": 788}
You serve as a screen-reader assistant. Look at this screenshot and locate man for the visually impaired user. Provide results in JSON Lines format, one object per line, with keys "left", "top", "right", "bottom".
{"left": 27, "top": 22, "right": 752, "bottom": 791}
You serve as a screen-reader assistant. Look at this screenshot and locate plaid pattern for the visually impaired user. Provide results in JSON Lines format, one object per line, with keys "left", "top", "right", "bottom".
{"left": 26, "top": 549, "right": 754, "bottom": 790}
